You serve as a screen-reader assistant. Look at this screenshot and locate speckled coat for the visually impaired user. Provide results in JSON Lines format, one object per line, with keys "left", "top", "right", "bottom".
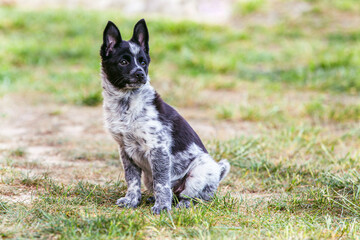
{"left": 100, "top": 19, "right": 230, "bottom": 214}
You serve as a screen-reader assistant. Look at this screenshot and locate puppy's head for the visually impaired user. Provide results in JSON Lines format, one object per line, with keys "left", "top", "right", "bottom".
{"left": 100, "top": 19, "right": 150, "bottom": 90}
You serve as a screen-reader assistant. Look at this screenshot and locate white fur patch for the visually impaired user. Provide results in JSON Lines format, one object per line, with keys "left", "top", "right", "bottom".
{"left": 129, "top": 42, "right": 140, "bottom": 55}
{"left": 171, "top": 143, "right": 219, "bottom": 185}
{"left": 134, "top": 57, "right": 141, "bottom": 68}
{"left": 130, "top": 57, "right": 142, "bottom": 75}
{"left": 128, "top": 180, "right": 140, "bottom": 192}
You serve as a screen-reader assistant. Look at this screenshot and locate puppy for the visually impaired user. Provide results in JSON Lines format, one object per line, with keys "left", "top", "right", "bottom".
{"left": 100, "top": 19, "right": 230, "bottom": 214}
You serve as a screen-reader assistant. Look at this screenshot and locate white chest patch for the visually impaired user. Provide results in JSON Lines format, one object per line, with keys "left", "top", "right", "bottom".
{"left": 102, "top": 80, "right": 170, "bottom": 175}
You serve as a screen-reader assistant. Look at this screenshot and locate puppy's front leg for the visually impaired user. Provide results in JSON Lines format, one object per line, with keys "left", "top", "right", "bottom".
{"left": 116, "top": 148, "right": 142, "bottom": 208}
{"left": 150, "top": 148, "right": 172, "bottom": 214}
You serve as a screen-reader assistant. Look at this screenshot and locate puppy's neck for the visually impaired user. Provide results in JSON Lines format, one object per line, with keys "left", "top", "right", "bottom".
{"left": 101, "top": 72, "right": 155, "bottom": 108}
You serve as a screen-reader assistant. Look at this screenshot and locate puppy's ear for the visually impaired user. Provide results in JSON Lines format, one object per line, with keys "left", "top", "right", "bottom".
{"left": 102, "top": 21, "right": 122, "bottom": 57}
{"left": 131, "top": 19, "right": 149, "bottom": 54}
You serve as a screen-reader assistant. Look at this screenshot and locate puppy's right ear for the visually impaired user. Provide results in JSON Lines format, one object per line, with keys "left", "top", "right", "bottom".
{"left": 102, "top": 21, "right": 122, "bottom": 57}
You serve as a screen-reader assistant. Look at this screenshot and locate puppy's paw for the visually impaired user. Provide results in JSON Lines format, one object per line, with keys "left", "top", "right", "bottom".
{"left": 175, "top": 199, "right": 191, "bottom": 209}
{"left": 151, "top": 204, "right": 171, "bottom": 215}
{"left": 116, "top": 196, "right": 140, "bottom": 208}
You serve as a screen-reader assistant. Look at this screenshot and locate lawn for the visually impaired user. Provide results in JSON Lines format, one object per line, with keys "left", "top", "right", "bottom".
{"left": 0, "top": 1, "right": 360, "bottom": 239}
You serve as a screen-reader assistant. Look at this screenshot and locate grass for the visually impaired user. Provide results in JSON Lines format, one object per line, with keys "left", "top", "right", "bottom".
{"left": 0, "top": 0, "right": 360, "bottom": 239}
{"left": 1, "top": 2, "right": 360, "bottom": 106}
{"left": 233, "top": 0, "right": 267, "bottom": 16}
{"left": 1, "top": 134, "right": 360, "bottom": 238}
{"left": 8, "top": 147, "right": 26, "bottom": 158}
{"left": 304, "top": 99, "right": 360, "bottom": 123}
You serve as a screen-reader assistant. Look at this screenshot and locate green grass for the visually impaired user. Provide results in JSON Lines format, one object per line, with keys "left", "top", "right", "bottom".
{"left": 8, "top": 147, "right": 26, "bottom": 158}
{"left": 1, "top": 132, "right": 359, "bottom": 238}
{"left": 1, "top": 1, "right": 360, "bottom": 239}
{"left": 304, "top": 99, "right": 360, "bottom": 123}
{"left": 233, "top": 0, "right": 266, "bottom": 16}
{"left": 0, "top": 4, "right": 359, "bottom": 107}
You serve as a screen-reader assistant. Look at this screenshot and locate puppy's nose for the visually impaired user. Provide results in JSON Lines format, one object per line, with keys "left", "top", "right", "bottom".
{"left": 135, "top": 70, "right": 146, "bottom": 82}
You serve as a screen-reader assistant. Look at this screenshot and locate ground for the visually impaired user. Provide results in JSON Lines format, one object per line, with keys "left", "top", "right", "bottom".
{"left": 1, "top": 1, "right": 360, "bottom": 239}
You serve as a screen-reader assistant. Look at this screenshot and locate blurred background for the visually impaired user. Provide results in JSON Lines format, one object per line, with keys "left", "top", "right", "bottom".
{"left": 1, "top": 0, "right": 359, "bottom": 103}
{"left": 1, "top": 0, "right": 359, "bottom": 102}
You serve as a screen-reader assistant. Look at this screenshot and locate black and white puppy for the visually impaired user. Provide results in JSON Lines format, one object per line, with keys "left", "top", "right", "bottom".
{"left": 100, "top": 19, "right": 230, "bottom": 214}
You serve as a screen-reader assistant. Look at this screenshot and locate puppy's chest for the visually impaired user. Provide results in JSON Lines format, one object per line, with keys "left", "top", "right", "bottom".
{"left": 104, "top": 97, "right": 169, "bottom": 160}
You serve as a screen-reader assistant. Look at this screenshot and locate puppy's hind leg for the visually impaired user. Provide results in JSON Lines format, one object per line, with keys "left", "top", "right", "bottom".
{"left": 176, "top": 155, "right": 221, "bottom": 208}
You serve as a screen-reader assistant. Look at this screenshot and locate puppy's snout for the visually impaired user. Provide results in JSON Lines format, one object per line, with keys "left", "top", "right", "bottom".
{"left": 135, "top": 69, "right": 146, "bottom": 83}
{"left": 136, "top": 72, "right": 145, "bottom": 80}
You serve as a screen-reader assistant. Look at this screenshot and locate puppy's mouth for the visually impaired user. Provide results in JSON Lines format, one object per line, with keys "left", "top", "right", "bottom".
{"left": 124, "top": 79, "right": 147, "bottom": 89}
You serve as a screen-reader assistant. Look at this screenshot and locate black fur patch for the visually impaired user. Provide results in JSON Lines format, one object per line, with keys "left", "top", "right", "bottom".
{"left": 152, "top": 92, "right": 208, "bottom": 154}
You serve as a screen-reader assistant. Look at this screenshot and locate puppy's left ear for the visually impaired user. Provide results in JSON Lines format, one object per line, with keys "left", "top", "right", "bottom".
{"left": 131, "top": 19, "right": 149, "bottom": 54}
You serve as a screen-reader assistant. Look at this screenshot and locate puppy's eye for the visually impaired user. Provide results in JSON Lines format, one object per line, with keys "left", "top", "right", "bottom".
{"left": 119, "top": 60, "right": 128, "bottom": 66}
{"left": 140, "top": 61, "right": 146, "bottom": 66}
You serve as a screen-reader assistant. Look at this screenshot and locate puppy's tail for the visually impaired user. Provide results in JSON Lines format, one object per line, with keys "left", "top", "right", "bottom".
{"left": 218, "top": 159, "right": 230, "bottom": 181}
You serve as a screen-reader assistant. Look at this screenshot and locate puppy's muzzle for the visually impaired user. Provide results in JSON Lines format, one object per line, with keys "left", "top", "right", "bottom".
{"left": 133, "top": 69, "right": 146, "bottom": 84}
